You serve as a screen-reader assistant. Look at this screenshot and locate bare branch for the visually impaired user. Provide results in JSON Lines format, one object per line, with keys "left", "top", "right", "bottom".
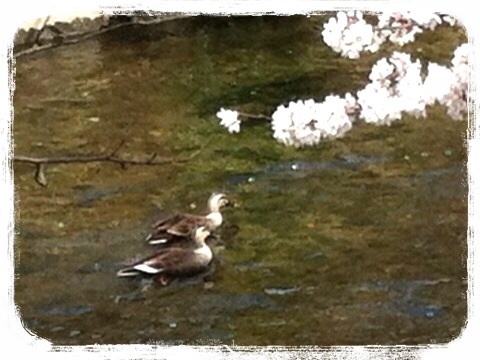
{"left": 14, "top": 15, "right": 192, "bottom": 59}
{"left": 238, "top": 112, "right": 272, "bottom": 121}
{"left": 13, "top": 143, "right": 204, "bottom": 186}
{"left": 14, "top": 149, "right": 201, "bottom": 166}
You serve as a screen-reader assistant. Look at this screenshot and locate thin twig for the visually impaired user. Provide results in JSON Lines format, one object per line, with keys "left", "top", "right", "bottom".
{"left": 14, "top": 15, "right": 192, "bottom": 59}
{"left": 109, "top": 139, "right": 126, "bottom": 157}
{"left": 31, "top": 16, "right": 51, "bottom": 45}
{"left": 34, "top": 163, "right": 48, "bottom": 187}
{"left": 238, "top": 112, "right": 272, "bottom": 121}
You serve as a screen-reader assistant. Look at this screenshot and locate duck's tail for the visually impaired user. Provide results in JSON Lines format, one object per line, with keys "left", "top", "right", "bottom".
{"left": 145, "top": 230, "right": 170, "bottom": 243}
{"left": 145, "top": 231, "right": 184, "bottom": 246}
{"left": 146, "top": 237, "right": 169, "bottom": 245}
{"left": 116, "top": 267, "right": 142, "bottom": 277}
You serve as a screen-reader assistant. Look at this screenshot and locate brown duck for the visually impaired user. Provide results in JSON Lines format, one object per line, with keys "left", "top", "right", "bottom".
{"left": 117, "top": 226, "right": 213, "bottom": 285}
{"left": 145, "top": 193, "right": 231, "bottom": 247}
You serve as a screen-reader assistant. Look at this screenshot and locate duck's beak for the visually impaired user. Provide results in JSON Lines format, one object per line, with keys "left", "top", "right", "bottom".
{"left": 223, "top": 197, "right": 237, "bottom": 208}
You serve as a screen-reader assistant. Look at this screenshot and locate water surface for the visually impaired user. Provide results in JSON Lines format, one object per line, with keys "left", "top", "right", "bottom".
{"left": 14, "top": 16, "right": 467, "bottom": 345}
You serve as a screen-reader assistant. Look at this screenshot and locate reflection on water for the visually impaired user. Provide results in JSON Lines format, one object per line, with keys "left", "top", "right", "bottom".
{"left": 14, "top": 16, "right": 467, "bottom": 345}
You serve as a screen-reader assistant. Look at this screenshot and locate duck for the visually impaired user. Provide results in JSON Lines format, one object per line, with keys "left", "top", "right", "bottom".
{"left": 117, "top": 226, "right": 213, "bottom": 285}
{"left": 145, "top": 193, "right": 231, "bottom": 247}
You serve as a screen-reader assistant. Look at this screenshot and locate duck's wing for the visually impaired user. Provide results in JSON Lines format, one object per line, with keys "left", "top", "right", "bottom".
{"left": 138, "top": 248, "right": 211, "bottom": 276}
{"left": 117, "top": 249, "right": 173, "bottom": 277}
{"left": 166, "top": 215, "right": 208, "bottom": 237}
{"left": 151, "top": 213, "right": 185, "bottom": 231}
{"left": 146, "top": 215, "right": 205, "bottom": 244}
{"left": 145, "top": 213, "right": 190, "bottom": 243}
{"left": 146, "top": 232, "right": 184, "bottom": 246}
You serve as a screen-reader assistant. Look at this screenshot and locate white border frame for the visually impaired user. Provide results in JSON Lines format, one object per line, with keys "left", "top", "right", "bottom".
{"left": 2, "top": 1, "right": 478, "bottom": 359}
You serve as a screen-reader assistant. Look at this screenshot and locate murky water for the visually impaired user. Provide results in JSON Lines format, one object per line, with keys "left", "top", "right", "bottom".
{"left": 14, "top": 16, "right": 468, "bottom": 345}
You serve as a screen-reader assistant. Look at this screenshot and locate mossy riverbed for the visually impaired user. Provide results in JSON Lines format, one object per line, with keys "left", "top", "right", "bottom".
{"left": 14, "top": 16, "right": 468, "bottom": 345}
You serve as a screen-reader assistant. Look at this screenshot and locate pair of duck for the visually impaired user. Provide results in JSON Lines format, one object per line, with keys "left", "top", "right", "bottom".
{"left": 117, "top": 193, "right": 231, "bottom": 285}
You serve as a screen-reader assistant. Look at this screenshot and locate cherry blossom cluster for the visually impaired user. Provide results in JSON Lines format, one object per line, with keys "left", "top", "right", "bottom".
{"left": 356, "top": 52, "right": 427, "bottom": 125}
{"left": 216, "top": 44, "right": 469, "bottom": 147}
{"left": 322, "top": 11, "right": 459, "bottom": 59}
{"left": 270, "top": 95, "right": 357, "bottom": 147}
{"left": 215, "top": 11, "right": 468, "bottom": 147}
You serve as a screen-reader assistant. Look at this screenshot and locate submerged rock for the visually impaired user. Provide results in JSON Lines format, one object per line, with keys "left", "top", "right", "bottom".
{"left": 264, "top": 286, "right": 301, "bottom": 296}
{"left": 402, "top": 304, "right": 443, "bottom": 318}
{"left": 258, "top": 319, "right": 287, "bottom": 327}
{"left": 69, "top": 330, "right": 81, "bottom": 337}
{"left": 74, "top": 185, "right": 123, "bottom": 207}
{"left": 225, "top": 154, "right": 390, "bottom": 185}
{"left": 234, "top": 261, "right": 264, "bottom": 272}
{"left": 303, "top": 251, "right": 327, "bottom": 260}
{"left": 197, "top": 293, "right": 273, "bottom": 313}
{"left": 35, "top": 304, "right": 94, "bottom": 316}
{"left": 351, "top": 278, "right": 450, "bottom": 318}
{"left": 50, "top": 326, "right": 65, "bottom": 333}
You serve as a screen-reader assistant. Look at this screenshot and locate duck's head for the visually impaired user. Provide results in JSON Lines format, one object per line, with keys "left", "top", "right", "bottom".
{"left": 193, "top": 225, "right": 211, "bottom": 243}
{"left": 208, "top": 193, "right": 231, "bottom": 212}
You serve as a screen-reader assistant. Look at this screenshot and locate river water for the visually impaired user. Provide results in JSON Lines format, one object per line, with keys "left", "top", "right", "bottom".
{"left": 13, "top": 16, "right": 468, "bottom": 345}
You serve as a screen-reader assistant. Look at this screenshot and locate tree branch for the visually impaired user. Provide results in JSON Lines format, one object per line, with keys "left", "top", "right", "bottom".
{"left": 14, "top": 15, "right": 192, "bottom": 59}
{"left": 238, "top": 112, "right": 272, "bottom": 121}
{"left": 14, "top": 141, "right": 204, "bottom": 187}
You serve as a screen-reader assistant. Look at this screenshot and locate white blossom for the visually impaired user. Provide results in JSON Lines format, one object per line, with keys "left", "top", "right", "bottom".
{"left": 323, "top": 11, "right": 457, "bottom": 58}
{"left": 271, "top": 96, "right": 354, "bottom": 147}
{"left": 368, "top": 58, "right": 395, "bottom": 84}
{"left": 451, "top": 43, "right": 470, "bottom": 86}
{"left": 216, "top": 108, "right": 241, "bottom": 133}
{"left": 444, "top": 43, "right": 470, "bottom": 119}
{"left": 321, "top": 11, "right": 382, "bottom": 59}
{"left": 409, "top": 12, "right": 442, "bottom": 30}
{"left": 321, "top": 95, "right": 355, "bottom": 137}
{"left": 357, "top": 83, "right": 403, "bottom": 125}
{"left": 357, "top": 52, "right": 426, "bottom": 124}
{"left": 423, "top": 63, "right": 456, "bottom": 105}
{"left": 390, "top": 52, "right": 427, "bottom": 118}
{"left": 421, "top": 44, "right": 469, "bottom": 120}
{"left": 377, "top": 12, "right": 442, "bottom": 45}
